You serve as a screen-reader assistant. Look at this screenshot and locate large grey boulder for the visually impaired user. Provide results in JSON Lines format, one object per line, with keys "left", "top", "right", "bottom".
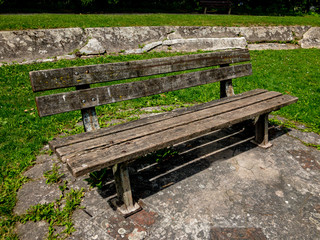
{"left": 300, "top": 27, "right": 320, "bottom": 48}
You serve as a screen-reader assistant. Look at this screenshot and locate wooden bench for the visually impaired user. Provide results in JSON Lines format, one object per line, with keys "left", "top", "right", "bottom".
{"left": 200, "top": 0, "right": 232, "bottom": 14}
{"left": 30, "top": 49, "right": 298, "bottom": 216}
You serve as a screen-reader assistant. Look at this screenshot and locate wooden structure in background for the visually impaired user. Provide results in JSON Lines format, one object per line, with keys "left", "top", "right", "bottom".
{"left": 200, "top": 0, "right": 232, "bottom": 14}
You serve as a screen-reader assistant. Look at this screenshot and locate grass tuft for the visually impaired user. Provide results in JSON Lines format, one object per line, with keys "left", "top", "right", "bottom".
{"left": 20, "top": 188, "right": 84, "bottom": 239}
{"left": 44, "top": 164, "right": 65, "bottom": 185}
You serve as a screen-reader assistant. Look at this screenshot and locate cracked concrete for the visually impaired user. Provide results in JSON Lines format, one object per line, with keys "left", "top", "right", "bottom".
{"left": 15, "top": 221, "right": 49, "bottom": 240}
{"left": 14, "top": 178, "right": 61, "bottom": 215}
{"left": 1, "top": 26, "right": 319, "bottom": 65}
{"left": 13, "top": 111, "right": 320, "bottom": 239}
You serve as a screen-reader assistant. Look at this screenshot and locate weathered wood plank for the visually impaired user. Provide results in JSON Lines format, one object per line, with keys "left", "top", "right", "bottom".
{"left": 36, "top": 64, "right": 252, "bottom": 117}
{"left": 49, "top": 89, "right": 266, "bottom": 151}
{"left": 56, "top": 91, "right": 281, "bottom": 161}
{"left": 66, "top": 94, "right": 298, "bottom": 177}
{"left": 30, "top": 49, "right": 250, "bottom": 92}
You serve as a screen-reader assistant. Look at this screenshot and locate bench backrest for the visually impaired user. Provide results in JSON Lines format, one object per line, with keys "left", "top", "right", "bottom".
{"left": 30, "top": 49, "right": 251, "bottom": 131}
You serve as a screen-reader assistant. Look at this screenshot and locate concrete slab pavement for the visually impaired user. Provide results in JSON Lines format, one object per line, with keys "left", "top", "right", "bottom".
{"left": 15, "top": 120, "right": 320, "bottom": 239}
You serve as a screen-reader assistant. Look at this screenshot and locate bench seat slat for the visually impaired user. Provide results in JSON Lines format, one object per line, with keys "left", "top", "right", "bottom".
{"left": 36, "top": 64, "right": 252, "bottom": 117}
{"left": 30, "top": 49, "right": 250, "bottom": 92}
{"left": 64, "top": 93, "right": 297, "bottom": 177}
{"left": 49, "top": 88, "right": 267, "bottom": 150}
{"left": 56, "top": 90, "right": 282, "bottom": 161}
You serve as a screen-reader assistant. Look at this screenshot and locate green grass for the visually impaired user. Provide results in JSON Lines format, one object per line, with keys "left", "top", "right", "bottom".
{"left": 0, "top": 14, "right": 320, "bottom": 30}
{"left": 20, "top": 187, "right": 84, "bottom": 239}
{"left": 243, "top": 50, "right": 320, "bottom": 131}
{"left": 43, "top": 164, "right": 64, "bottom": 185}
{"left": 0, "top": 49, "right": 319, "bottom": 238}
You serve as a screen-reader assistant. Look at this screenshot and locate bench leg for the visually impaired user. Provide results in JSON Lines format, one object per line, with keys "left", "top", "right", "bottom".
{"left": 111, "top": 163, "right": 141, "bottom": 217}
{"left": 252, "top": 113, "right": 272, "bottom": 148}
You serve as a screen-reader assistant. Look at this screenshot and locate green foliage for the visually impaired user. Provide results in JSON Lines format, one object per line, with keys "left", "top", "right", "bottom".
{"left": 108, "top": 0, "right": 119, "bottom": 4}
{"left": 153, "top": 148, "right": 179, "bottom": 163}
{"left": 86, "top": 168, "right": 109, "bottom": 189}
{"left": 1, "top": 0, "right": 319, "bottom": 15}
{"left": 80, "top": 0, "right": 120, "bottom": 6}
{"left": 22, "top": 203, "right": 57, "bottom": 222}
{"left": 63, "top": 189, "right": 84, "bottom": 215}
{"left": 21, "top": 188, "right": 84, "bottom": 239}
{"left": 269, "top": 118, "right": 295, "bottom": 132}
{"left": 80, "top": 0, "right": 93, "bottom": 6}
{"left": 269, "top": 117, "right": 320, "bottom": 135}
{"left": 44, "top": 164, "right": 65, "bottom": 184}
{"left": 1, "top": 14, "right": 320, "bottom": 31}
{"left": 243, "top": 49, "right": 320, "bottom": 132}
{"left": 304, "top": 143, "right": 320, "bottom": 151}
{"left": 231, "top": 0, "right": 320, "bottom": 15}
{"left": 270, "top": 118, "right": 320, "bottom": 150}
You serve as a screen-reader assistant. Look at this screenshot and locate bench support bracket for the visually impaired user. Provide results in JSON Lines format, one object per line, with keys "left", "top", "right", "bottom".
{"left": 220, "top": 64, "right": 234, "bottom": 98}
{"left": 76, "top": 85, "right": 100, "bottom": 132}
{"left": 220, "top": 79, "right": 234, "bottom": 98}
{"left": 252, "top": 113, "right": 272, "bottom": 148}
{"left": 81, "top": 108, "right": 100, "bottom": 132}
{"left": 111, "top": 163, "right": 141, "bottom": 217}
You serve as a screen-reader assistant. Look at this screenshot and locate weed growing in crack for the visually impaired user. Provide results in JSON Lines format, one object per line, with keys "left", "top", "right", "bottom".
{"left": 44, "top": 164, "right": 64, "bottom": 185}
{"left": 20, "top": 187, "right": 84, "bottom": 239}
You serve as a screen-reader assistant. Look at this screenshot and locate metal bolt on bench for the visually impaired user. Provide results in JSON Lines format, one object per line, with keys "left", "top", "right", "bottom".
{"left": 30, "top": 49, "right": 298, "bottom": 216}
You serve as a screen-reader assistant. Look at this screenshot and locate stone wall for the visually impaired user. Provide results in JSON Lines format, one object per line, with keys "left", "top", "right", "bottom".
{"left": 0, "top": 26, "right": 319, "bottom": 64}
